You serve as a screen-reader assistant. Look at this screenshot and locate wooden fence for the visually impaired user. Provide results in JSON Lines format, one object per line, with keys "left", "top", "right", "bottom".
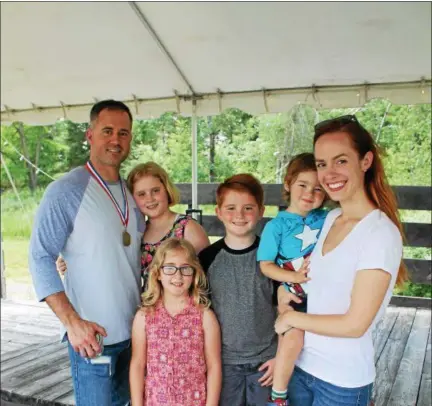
{"left": 177, "top": 184, "right": 432, "bottom": 308}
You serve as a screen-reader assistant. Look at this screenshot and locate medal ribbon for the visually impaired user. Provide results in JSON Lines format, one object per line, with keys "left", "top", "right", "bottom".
{"left": 86, "top": 161, "right": 129, "bottom": 228}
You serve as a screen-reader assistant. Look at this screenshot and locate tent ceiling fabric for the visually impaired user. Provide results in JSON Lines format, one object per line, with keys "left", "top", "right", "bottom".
{"left": 1, "top": 1, "right": 431, "bottom": 124}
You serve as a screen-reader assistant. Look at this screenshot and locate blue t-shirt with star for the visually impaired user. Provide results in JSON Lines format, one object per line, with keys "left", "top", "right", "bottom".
{"left": 257, "top": 209, "right": 328, "bottom": 266}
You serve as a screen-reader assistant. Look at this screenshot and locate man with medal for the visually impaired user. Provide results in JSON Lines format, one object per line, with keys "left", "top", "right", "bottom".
{"left": 29, "top": 100, "right": 145, "bottom": 406}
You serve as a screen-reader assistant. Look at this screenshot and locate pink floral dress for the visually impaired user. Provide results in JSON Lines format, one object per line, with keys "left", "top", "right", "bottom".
{"left": 145, "top": 299, "right": 207, "bottom": 406}
{"left": 141, "top": 215, "right": 191, "bottom": 290}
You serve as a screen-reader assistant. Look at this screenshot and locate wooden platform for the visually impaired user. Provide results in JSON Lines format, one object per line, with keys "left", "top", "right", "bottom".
{"left": 1, "top": 300, "right": 60, "bottom": 355}
{"left": 1, "top": 300, "right": 73, "bottom": 405}
{"left": 1, "top": 300, "right": 431, "bottom": 406}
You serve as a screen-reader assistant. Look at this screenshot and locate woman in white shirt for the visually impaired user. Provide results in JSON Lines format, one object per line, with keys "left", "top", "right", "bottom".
{"left": 275, "top": 115, "right": 407, "bottom": 406}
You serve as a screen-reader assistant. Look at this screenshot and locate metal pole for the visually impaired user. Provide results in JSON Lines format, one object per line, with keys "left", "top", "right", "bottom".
{"left": 0, "top": 231, "right": 5, "bottom": 299}
{"left": 191, "top": 100, "right": 198, "bottom": 210}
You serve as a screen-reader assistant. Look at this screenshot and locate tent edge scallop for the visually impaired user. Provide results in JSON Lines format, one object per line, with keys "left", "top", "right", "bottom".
{"left": 1, "top": 80, "right": 430, "bottom": 125}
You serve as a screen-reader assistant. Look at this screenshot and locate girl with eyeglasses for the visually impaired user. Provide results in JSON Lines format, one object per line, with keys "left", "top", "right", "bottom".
{"left": 275, "top": 115, "right": 407, "bottom": 406}
{"left": 129, "top": 237, "right": 222, "bottom": 406}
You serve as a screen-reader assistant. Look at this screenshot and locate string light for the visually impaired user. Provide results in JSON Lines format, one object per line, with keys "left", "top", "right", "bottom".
{"left": 1, "top": 134, "right": 56, "bottom": 181}
{"left": 0, "top": 151, "right": 32, "bottom": 227}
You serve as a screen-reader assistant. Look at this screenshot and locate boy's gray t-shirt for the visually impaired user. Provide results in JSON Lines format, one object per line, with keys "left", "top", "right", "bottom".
{"left": 199, "top": 237, "right": 278, "bottom": 365}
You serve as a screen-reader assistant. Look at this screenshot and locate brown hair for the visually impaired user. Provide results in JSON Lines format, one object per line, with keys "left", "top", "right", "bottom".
{"left": 216, "top": 173, "right": 264, "bottom": 208}
{"left": 141, "top": 237, "right": 210, "bottom": 311}
{"left": 283, "top": 153, "right": 326, "bottom": 205}
{"left": 90, "top": 99, "right": 133, "bottom": 125}
{"left": 126, "top": 161, "right": 180, "bottom": 206}
{"left": 313, "top": 117, "right": 408, "bottom": 287}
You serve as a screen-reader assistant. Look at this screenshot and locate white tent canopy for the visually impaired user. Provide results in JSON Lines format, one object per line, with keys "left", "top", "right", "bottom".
{"left": 1, "top": 1, "right": 431, "bottom": 125}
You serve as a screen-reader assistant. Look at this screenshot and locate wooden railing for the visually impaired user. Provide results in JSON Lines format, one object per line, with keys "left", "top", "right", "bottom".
{"left": 177, "top": 184, "right": 432, "bottom": 308}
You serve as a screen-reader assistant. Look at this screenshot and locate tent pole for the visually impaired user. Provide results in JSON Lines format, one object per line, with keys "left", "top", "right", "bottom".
{"left": 0, "top": 231, "right": 5, "bottom": 299}
{"left": 191, "top": 100, "right": 198, "bottom": 210}
{"left": 0, "top": 152, "right": 13, "bottom": 299}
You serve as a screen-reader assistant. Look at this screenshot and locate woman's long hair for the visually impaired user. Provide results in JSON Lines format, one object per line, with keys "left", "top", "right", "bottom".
{"left": 141, "top": 237, "right": 210, "bottom": 310}
{"left": 314, "top": 117, "right": 408, "bottom": 287}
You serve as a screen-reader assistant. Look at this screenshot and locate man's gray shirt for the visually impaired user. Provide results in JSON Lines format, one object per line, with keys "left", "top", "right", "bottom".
{"left": 199, "top": 237, "right": 278, "bottom": 365}
{"left": 29, "top": 167, "right": 145, "bottom": 344}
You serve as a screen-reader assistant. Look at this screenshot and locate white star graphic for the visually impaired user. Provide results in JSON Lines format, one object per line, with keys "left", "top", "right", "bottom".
{"left": 294, "top": 225, "right": 320, "bottom": 251}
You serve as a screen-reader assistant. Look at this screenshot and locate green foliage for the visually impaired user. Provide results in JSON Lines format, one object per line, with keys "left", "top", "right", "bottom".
{"left": 394, "top": 282, "right": 432, "bottom": 298}
{"left": 54, "top": 120, "right": 89, "bottom": 169}
{"left": 2, "top": 99, "right": 431, "bottom": 189}
{"left": 0, "top": 119, "right": 88, "bottom": 190}
{"left": 0, "top": 188, "right": 42, "bottom": 238}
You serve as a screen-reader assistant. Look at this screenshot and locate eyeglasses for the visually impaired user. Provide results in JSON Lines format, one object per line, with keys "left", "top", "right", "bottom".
{"left": 161, "top": 265, "right": 195, "bottom": 276}
{"left": 314, "top": 114, "right": 360, "bottom": 132}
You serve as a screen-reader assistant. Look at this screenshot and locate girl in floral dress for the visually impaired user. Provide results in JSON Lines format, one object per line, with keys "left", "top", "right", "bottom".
{"left": 129, "top": 237, "right": 222, "bottom": 406}
{"left": 126, "top": 162, "right": 210, "bottom": 290}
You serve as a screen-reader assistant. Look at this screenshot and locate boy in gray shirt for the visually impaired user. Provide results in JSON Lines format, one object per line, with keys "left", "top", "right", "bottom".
{"left": 199, "top": 174, "right": 278, "bottom": 406}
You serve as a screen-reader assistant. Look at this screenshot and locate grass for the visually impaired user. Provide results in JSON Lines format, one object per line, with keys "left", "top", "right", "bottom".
{"left": 2, "top": 239, "right": 31, "bottom": 284}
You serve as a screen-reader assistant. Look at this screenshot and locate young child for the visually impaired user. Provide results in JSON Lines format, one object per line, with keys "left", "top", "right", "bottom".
{"left": 199, "top": 174, "right": 279, "bottom": 406}
{"left": 126, "top": 162, "right": 210, "bottom": 289}
{"left": 257, "top": 153, "right": 328, "bottom": 406}
{"left": 129, "top": 237, "right": 221, "bottom": 406}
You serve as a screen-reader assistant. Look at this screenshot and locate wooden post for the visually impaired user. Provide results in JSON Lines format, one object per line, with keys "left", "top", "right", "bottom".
{"left": 1, "top": 231, "right": 6, "bottom": 299}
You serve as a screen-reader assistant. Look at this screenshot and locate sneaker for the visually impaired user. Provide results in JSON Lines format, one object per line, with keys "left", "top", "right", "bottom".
{"left": 266, "top": 398, "right": 289, "bottom": 406}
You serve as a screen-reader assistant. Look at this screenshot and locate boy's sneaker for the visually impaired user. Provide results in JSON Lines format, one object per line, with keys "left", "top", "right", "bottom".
{"left": 266, "top": 398, "right": 289, "bottom": 406}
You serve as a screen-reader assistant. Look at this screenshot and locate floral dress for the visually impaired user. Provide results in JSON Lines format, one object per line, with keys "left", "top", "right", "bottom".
{"left": 141, "top": 215, "right": 191, "bottom": 290}
{"left": 144, "top": 299, "right": 207, "bottom": 406}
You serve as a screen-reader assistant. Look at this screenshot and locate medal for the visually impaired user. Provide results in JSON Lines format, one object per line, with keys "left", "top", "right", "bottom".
{"left": 123, "top": 230, "right": 131, "bottom": 247}
{"left": 86, "top": 162, "right": 130, "bottom": 247}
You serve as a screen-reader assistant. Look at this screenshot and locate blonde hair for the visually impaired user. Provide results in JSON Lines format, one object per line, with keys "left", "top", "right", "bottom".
{"left": 126, "top": 161, "right": 180, "bottom": 206}
{"left": 141, "top": 238, "right": 210, "bottom": 311}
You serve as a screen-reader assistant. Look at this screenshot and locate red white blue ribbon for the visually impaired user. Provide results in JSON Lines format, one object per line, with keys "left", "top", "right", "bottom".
{"left": 85, "top": 161, "right": 129, "bottom": 228}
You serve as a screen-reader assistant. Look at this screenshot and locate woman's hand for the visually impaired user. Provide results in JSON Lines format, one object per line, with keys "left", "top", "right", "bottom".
{"left": 56, "top": 256, "right": 68, "bottom": 275}
{"left": 275, "top": 311, "right": 293, "bottom": 335}
{"left": 277, "top": 285, "right": 302, "bottom": 314}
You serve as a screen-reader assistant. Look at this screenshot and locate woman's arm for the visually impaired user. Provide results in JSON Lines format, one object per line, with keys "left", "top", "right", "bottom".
{"left": 202, "top": 308, "right": 222, "bottom": 406}
{"left": 130, "top": 309, "right": 147, "bottom": 406}
{"left": 275, "top": 268, "right": 392, "bottom": 338}
{"left": 184, "top": 220, "right": 211, "bottom": 254}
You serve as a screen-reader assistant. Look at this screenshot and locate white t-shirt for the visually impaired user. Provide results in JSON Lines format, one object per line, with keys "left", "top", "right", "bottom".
{"left": 296, "top": 208, "right": 403, "bottom": 388}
